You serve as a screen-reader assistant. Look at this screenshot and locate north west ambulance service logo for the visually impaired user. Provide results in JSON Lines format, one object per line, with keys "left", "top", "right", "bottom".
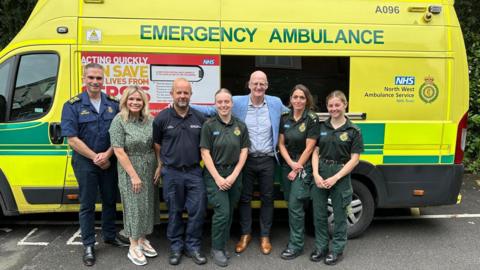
{"left": 419, "top": 76, "right": 439, "bottom": 104}
{"left": 298, "top": 123, "right": 306, "bottom": 133}
{"left": 107, "top": 106, "right": 113, "bottom": 113}
{"left": 339, "top": 132, "right": 349, "bottom": 141}
{"left": 234, "top": 127, "right": 241, "bottom": 136}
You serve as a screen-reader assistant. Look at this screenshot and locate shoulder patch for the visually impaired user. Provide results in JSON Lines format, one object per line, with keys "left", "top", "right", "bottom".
{"left": 68, "top": 95, "right": 81, "bottom": 104}
{"left": 107, "top": 95, "right": 119, "bottom": 102}
{"left": 351, "top": 125, "right": 361, "bottom": 133}
{"left": 308, "top": 112, "right": 318, "bottom": 120}
{"left": 205, "top": 117, "right": 216, "bottom": 124}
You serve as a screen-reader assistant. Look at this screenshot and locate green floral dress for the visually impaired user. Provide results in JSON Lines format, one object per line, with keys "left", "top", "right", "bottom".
{"left": 109, "top": 115, "right": 158, "bottom": 239}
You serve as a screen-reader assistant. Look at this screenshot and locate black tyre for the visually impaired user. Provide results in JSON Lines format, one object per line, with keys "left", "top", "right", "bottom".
{"left": 327, "top": 179, "right": 375, "bottom": 239}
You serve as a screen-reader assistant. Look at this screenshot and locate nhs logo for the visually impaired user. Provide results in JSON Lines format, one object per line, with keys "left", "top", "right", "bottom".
{"left": 395, "top": 76, "right": 415, "bottom": 85}
{"left": 203, "top": 59, "right": 215, "bottom": 65}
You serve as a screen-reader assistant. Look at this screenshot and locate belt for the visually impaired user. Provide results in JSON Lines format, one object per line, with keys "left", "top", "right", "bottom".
{"left": 319, "top": 159, "right": 344, "bottom": 165}
{"left": 165, "top": 164, "right": 200, "bottom": 172}
{"left": 249, "top": 152, "right": 275, "bottom": 158}
{"left": 216, "top": 164, "right": 236, "bottom": 169}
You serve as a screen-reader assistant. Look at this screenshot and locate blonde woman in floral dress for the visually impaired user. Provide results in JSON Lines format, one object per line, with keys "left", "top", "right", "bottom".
{"left": 109, "top": 86, "right": 159, "bottom": 266}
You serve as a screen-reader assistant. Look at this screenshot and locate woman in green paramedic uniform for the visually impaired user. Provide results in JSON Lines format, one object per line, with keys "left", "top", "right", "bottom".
{"left": 200, "top": 88, "right": 250, "bottom": 267}
{"left": 311, "top": 90, "right": 363, "bottom": 266}
{"left": 278, "top": 84, "right": 319, "bottom": 260}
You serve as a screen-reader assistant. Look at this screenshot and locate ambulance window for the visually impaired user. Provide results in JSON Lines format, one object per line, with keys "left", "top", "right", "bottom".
{"left": 0, "top": 59, "right": 13, "bottom": 122}
{"left": 221, "top": 56, "right": 349, "bottom": 111}
{"left": 256, "top": 56, "right": 302, "bottom": 70}
{"left": 9, "top": 54, "right": 59, "bottom": 122}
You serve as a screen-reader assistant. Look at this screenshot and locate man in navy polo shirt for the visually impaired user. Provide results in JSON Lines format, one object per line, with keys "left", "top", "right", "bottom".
{"left": 153, "top": 78, "right": 207, "bottom": 266}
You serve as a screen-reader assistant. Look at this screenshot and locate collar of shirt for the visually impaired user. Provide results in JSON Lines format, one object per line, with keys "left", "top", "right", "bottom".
{"left": 169, "top": 106, "right": 193, "bottom": 119}
{"left": 248, "top": 94, "right": 267, "bottom": 108}
{"left": 215, "top": 114, "right": 234, "bottom": 126}
{"left": 81, "top": 91, "right": 106, "bottom": 111}
{"left": 325, "top": 116, "right": 353, "bottom": 131}
{"left": 287, "top": 109, "right": 308, "bottom": 122}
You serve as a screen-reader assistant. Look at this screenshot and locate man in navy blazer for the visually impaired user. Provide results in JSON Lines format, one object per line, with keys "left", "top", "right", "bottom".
{"left": 192, "top": 70, "right": 288, "bottom": 255}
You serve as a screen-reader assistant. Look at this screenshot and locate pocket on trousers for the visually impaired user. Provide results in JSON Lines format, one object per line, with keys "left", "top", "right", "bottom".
{"left": 342, "top": 189, "right": 353, "bottom": 208}
{"left": 207, "top": 189, "right": 221, "bottom": 208}
{"left": 205, "top": 176, "right": 220, "bottom": 208}
{"left": 296, "top": 178, "right": 311, "bottom": 200}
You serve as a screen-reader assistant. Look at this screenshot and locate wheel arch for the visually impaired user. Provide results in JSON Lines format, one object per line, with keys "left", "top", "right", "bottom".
{"left": 0, "top": 169, "right": 19, "bottom": 216}
{"left": 351, "top": 160, "right": 388, "bottom": 207}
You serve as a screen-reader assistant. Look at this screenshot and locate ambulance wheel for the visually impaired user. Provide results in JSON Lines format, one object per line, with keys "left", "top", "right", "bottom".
{"left": 327, "top": 179, "right": 375, "bottom": 239}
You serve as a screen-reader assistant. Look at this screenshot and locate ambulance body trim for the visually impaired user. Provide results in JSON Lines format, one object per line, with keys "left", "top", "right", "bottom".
{"left": 376, "top": 164, "right": 463, "bottom": 207}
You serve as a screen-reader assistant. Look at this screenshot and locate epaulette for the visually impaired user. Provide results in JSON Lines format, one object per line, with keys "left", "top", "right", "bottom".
{"left": 107, "top": 95, "right": 119, "bottom": 102}
{"left": 68, "top": 95, "right": 81, "bottom": 104}
{"left": 308, "top": 111, "right": 318, "bottom": 120}
{"left": 205, "top": 117, "right": 216, "bottom": 123}
{"left": 282, "top": 111, "right": 289, "bottom": 116}
{"left": 352, "top": 125, "right": 362, "bottom": 132}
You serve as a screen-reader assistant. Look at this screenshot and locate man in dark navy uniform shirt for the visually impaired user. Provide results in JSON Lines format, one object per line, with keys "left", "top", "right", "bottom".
{"left": 153, "top": 78, "right": 207, "bottom": 266}
{"left": 61, "top": 63, "right": 127, "bottom": 267}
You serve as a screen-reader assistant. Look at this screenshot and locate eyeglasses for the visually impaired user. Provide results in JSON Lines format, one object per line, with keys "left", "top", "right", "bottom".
{"left": 250, "top": 82, "right": 268, "bottom": 87}
{"left": 87, "top": 76, "right": 103, "bottom": 80}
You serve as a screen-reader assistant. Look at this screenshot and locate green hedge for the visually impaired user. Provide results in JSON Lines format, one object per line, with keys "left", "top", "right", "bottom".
{"left": 0, "top": 0, "right": 37, "bottom": 49}
{"left": 456, "top": 0, "right": 480, "bottom": 172}
{"left": 1, "top": 0, "right": 480, "bottom": 171}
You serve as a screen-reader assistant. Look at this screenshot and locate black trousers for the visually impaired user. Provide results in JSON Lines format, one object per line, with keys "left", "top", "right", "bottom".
{"left": 238, "top": 156, "right": 276, "bottom": 237}
{"left": 162, "top": 166, "right": 206, "bottom": 252}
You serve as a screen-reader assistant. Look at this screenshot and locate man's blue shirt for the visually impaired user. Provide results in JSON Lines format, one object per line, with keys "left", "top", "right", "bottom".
{"left": 61, "top": 91, "right": 119, "bottom": 153}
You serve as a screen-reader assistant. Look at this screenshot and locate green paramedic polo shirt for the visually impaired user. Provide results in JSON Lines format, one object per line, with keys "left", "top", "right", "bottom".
{"left": 200, "top": 115, "right": 250, "bottom": 165}
{"left": 280, "top": 109, "right": 320, "bottom": 158}
{"left": 317, "top": 117, "right": 364, "bottom": 163}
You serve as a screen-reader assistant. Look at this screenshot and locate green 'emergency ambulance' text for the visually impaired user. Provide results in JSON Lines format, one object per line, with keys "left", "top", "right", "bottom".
{"left": 140, "top": 25, "right": 385, "bottom": 45}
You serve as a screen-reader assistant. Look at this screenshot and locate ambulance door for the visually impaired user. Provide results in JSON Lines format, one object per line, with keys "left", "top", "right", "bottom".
{"left": 0, "top": 45, "right": 71, "bottom": 213}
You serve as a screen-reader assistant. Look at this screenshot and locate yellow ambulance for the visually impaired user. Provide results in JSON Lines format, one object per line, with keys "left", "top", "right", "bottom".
{"left": 0, "top": 0, "right": 468, "bottom": 237}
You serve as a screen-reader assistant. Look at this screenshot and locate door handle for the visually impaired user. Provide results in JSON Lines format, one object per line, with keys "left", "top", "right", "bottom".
{"left": 49, "top": 122, "right": 64, "bottom": 144}
{"left": 317, "top": 112, "right": 367, "bottom": 121}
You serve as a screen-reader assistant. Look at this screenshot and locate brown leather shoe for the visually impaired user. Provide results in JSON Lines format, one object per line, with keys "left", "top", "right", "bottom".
{"left": 235, "top": 234, "right": 252, "bottom": 253}
{"left": 260, "top": 237, "right": 272, "bottom": 255}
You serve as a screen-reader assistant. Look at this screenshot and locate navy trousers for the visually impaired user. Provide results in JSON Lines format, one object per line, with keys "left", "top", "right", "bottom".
{"left": 72, "top": 153, "right": 118, "bottom": 247}
{"left": 162, "top": 166, "right": 207, "bottom": 252}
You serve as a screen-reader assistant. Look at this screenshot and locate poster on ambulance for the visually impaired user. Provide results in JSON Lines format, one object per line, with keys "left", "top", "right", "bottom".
{"left": 81, "top": 52, "right": 219, "bottom": 115}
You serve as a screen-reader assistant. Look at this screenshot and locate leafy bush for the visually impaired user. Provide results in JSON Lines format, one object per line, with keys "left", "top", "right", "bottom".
{"left": 0, "top": 0, "right": 37, "bottom": 51}
{"left": 456, "top": 0, "right": 480, "bottom": 172}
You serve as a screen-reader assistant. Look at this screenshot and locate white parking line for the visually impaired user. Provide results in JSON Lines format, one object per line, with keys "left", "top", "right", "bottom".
{"left": 17, "top": 228, "right": 49, "bottom": 246}
{"left": 375, "top": 213, "right": 480, "bottom": 220}
{"left": 66, "top": 227, "right": 101, "bottom": 245}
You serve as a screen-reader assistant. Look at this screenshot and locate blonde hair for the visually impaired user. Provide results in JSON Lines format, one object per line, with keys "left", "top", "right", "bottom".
{"left": 214, "top": 88, "right": 232, "bottom": 100}
{"left": 119, "top": 85, "right": 150, "bottom": 123}
{"left": 326, "top": 90, "right": 348, "bottom": 106}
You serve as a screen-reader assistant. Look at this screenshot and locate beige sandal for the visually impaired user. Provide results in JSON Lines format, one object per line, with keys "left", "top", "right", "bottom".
{"left": 140, "top": 239, "right": 158, "bottom": 258}
{"left": 128, "top": 246, "right": 147, "bottom": 266}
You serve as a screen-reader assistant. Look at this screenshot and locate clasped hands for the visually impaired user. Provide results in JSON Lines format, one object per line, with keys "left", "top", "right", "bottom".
{"left": 93, "top": 152, "right": 110, "bottom": 169}
{"left": 287, "top": 162, "right": 303, "bottom": 181}
{"left": 313, "top": 174, "right": 338, "bottom": 189}
{"left": 215, "top": 175, "right": 236, "bottom": 191}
